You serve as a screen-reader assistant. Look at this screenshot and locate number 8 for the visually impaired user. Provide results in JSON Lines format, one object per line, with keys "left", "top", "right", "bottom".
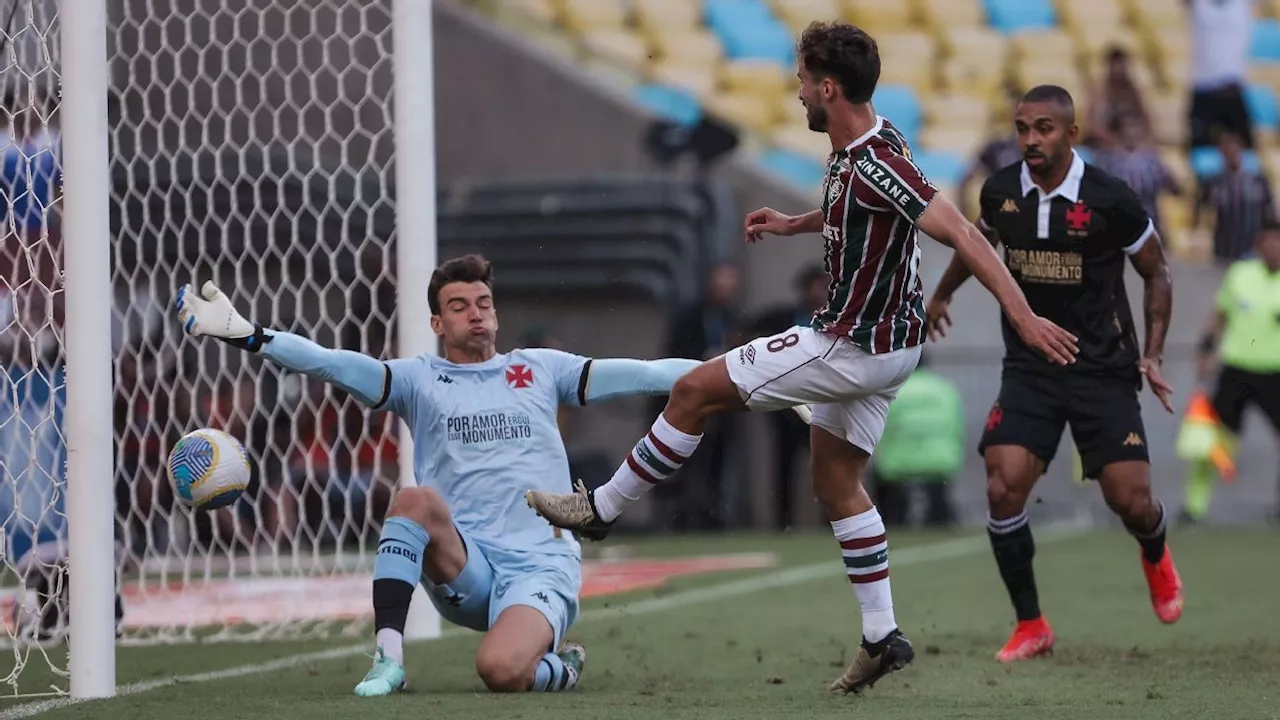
{"left": 766, "top": 333, "right": 799, "bottom": 353}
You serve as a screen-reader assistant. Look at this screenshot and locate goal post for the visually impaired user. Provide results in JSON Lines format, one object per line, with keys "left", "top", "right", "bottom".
{"left": 62, "top": 0, "right": 117, "bottom": 700}
{"left": 1, "top": 0, "right": 442, "bottom": 698}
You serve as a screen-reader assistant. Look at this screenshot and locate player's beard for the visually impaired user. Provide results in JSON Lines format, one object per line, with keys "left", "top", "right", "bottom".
{"left": 806, "top": 104, "right": 829, "bottom": 133}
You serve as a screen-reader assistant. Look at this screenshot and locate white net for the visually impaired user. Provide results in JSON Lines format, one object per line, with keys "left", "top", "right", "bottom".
{"left": 1, "top": 0, "right": 419, "bottom": 696}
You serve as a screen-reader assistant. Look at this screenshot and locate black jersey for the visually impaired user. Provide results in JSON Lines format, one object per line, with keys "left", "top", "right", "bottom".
{"left": 978, "top": 151, "right": 1155, "bottom": 376}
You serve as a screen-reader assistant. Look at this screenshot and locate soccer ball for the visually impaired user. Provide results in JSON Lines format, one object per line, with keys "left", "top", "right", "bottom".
{"left": 166, "top": 428, "right": 251, "bottom": 510}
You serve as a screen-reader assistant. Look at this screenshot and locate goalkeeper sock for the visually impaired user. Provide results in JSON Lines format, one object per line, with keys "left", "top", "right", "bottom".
{"left": 532, "top": 652, "right": 578, "bottom": 692}
{"left": 594, "top": 413, "right": 701, "bottom": 522}
{"left": 832, "top": 508, "right": 897, "bottom": 643}
{"left": 1183, "top": 460, "right": 1214, "bottom": 520}
{"left": 372, "top": 517, "right": 430, "bottom": 665}
{"left": 988, "top": 511, "right": 1041, "bottom": 621}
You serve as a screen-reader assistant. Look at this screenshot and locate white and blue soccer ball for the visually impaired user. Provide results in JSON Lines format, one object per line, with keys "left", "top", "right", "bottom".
{"left": 166, "top": 428, "right": 251, "bottom": 510}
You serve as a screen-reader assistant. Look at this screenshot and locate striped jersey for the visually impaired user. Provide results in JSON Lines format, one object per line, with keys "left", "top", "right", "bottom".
{"left": 811, "top": 116, "right": 937, "bottom": 353}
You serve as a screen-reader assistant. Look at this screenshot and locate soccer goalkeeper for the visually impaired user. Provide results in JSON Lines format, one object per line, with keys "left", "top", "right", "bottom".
{"left": 176, "top": 254, "right": 718, "bottom": 696}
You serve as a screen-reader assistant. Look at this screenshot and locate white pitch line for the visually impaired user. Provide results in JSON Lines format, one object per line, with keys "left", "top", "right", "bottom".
{"left": 0, "top": 521, "right": 1088, "bottom": 719}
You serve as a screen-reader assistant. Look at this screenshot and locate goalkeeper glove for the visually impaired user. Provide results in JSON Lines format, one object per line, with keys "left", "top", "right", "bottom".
{"left": 176, "top": 281, "right": 272, "bottom": 353}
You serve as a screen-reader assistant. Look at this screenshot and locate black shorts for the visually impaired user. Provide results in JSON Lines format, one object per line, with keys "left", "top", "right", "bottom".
{"left": 1188, "top": 84, "right": 1254, "bottom": 150}
{"left": 978, "top": 368, "right": 1148, "bottom": 479}
{"left": 1212, "top": 365, "right": 1280, "bottom": 433}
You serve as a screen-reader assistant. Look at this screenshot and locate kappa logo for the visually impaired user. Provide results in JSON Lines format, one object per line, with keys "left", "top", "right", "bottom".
{"left": 532, "top": 591, "right": 551, "bottom": 606}
{"left": 1000, "top": 198, "right": 1019, "bottom": 213}
{"left": 1123, "top": 432, "right": 1145, "bottom": 448}
{"left": 437, "top": 374, "right": 455, "bottom": 384}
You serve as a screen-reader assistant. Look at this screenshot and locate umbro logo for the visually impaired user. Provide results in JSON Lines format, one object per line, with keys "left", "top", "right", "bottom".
{"left": 437, "top": 374, "right": 455, "bottom": 384}
{"left": 1123, "top": 432, "right": 1145, "bottom": 447}
{"left": 1000, "top": 198, "right": 1018, "bottom": 213}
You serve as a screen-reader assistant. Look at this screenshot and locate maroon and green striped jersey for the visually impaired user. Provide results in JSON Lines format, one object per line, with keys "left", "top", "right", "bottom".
{"left": 812, "top": 117, "right": 937, "bottom": 354}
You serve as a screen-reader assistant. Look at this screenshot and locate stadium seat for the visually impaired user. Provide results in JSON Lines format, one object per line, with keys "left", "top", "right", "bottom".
{"left": 872, "top": 85, "right": 922, "bottom": 143}
{"left": 1148, "top": 92, "right": 1188, "bottom": 146}
{"left": 984, "top": 0, "right": 1057, "bottom": 34}
{"left": 633, "top": 83, "right": 703, "bottom": 127}
{"left": 773, "top": 124, "right": 834, "bottom": 162}
{"left": 716, "top": 17, "right": 795, "bottom": 65}
{"left": 875, "top": 31, "right": 938, "bottom": 93}
{"left": 557, "top": 0, "right": 627, "bottom": 33}
{"left": 650, "top": 30, "right": 723, "bottom": 65}
{"left": 1129, "top": 0, "right": 1186, "bottom": 28}
{"left": 708, "top": 92, "right": 781, "bottom": 134}
{"left": 771, "top": 0, "right": 842, "bottom": 34}
{"left": 1190, "top": 147, "right": 1263, "bottom": 177}
{"left": 920, "top": 125, "right": 988, "bottom": 156}
{"left": 844, "top": 0, "right": 915, "bottom": 33}
{"left": 703, "top": 0, "right": 773, "bottom": 35}
{"left": 497, "top": 0, "right": 557, "bottom": 24}
{"left": 1253, "top": 19, "right": 1280, "bottom": 61}
{"left": 1009, "top": 29, "right": 1076, "bottom": 65}
{"left": 917, "top": 0, "right": 985, "bottom": 29}
{"left": 758, "top": 147, "right": 827, "bottom": 192}
{"left": 912, "top": 149, "right": 967, "bottom": 188}
{"left": 580, "top": 29, "right": 651, "bottom": 69}
{"left": 647, "top": 62, "right": 720, "bottom": 99}
{"left": 721, "top": 59, "right": 789, "bottom": 96}
{"left": 1247, "top": 83, "right": 1280, "bottom": 130}
{"left": 922, "top": 93, "right": 992, "bottom": 127}
{"left": 1057, "top": 0, "right": 1126, "bottom": 33}
{"left": 632, "top": 0, "right": 703, "bottom": 32}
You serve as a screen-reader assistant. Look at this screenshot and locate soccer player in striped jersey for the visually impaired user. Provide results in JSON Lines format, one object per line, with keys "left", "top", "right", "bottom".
{"left": 526, "top": 21, "right": 1078, "bottom": 695}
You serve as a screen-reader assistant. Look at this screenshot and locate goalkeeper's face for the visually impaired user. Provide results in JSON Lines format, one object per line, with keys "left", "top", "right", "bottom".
{"left": 431, "top": 281, "right": 499, "bottom": 360}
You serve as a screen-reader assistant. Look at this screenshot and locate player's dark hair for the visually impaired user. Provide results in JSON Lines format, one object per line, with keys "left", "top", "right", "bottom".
{"left": 428, "top": 254, "right": 493, "bottom": 314}
{"left": 1021, "top": 85, "right": 1075, "bottom": 121}
{"left": 797, "top": 22, "right": 880, "bottom": 104}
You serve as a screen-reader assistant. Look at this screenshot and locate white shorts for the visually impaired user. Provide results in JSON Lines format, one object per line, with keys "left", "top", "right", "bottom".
{"left": 725, "top": 325, "right": 921, "bottom": 453}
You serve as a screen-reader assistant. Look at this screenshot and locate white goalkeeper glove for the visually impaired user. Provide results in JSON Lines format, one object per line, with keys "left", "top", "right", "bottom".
{"left": 175, "top": 281, "right": 272, "bottom": 352}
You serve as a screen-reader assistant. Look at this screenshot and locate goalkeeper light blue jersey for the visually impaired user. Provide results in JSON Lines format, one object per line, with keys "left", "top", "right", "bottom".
{"left": 378, "top": 348, "right": 589, "bottom": 559}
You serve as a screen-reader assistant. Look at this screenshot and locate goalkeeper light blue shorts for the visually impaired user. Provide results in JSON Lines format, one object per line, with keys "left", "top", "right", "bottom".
{"left": 420, "top": 525, "right": 581, "bottom": 650}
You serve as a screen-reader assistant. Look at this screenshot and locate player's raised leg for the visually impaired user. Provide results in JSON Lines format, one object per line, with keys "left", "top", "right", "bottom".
{"left": 810, "top": 416, "right": 914, "bottom": 694}
{"left": 1097, "top": 461, "right": 1182, "bottom": 623}
{"left": 525, "top": 353, "right": 748, "bottom": 540}
{"left": 355, "top": 486, "right": 469, "bottom": 696}
{"left": 984, "top": 445, "right": 1056, "bottom": 662}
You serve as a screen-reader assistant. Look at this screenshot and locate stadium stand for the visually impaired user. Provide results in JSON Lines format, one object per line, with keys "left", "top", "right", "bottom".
{"left": 461, "top": 0, "right": 1280, "bottom": 259}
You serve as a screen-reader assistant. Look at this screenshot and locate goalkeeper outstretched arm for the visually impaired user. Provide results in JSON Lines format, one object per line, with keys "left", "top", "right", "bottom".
{"left": 176, "top": 281, "right": 390, "bottom": 407}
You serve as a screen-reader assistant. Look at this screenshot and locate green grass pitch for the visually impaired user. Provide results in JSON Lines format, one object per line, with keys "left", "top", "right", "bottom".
{"left": 3, "top": 526, "right": 1277, "bottom": 720}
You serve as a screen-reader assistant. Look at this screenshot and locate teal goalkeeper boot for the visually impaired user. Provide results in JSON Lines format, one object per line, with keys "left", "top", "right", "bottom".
{"left": 558, "top": 642, "right": 587, "bottom": 689}
{"left": 354, "top": 646, "right": 407, "bottom": 697}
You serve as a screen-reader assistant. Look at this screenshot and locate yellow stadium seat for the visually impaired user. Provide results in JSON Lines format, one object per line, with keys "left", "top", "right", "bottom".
{"left": 773, "top": 0, "right": 843, "bottom": 34}
{"left": 915, "top": 0, "right": 985, "bottom": 29}
{"left": 707, "top": 92, "right": 782, "bottom": 134}
{"left": 877, "top": 31, "right": 937, "bottom": 63}
{"left": 1148, "top": 92, "right": 1188, "bottom": 147}
{"left": 648, "top": 61, "right": 719, "bottom": 99}
{"left": 1251, "top": 62, "right": 1280, "bottom": 96}
{"left": 632, "top": 0, "right": 703, "bottom": 32}
{"left": 878, "top": 63, "right": 935, "bottom": 94}
{"left": 557, "top": 0, "right": 626, "bottom": 33}
{"left": 1014, "top": 61, "right": 1085, "bottom": 102}
{"left": 1076, "top": 29, "right": 1145, "bottom": 71}
{"left": 1057, "top": 0, "right": 1126, "bottom": 33}
{"left": 843, "top": 0, "right": 915, "bottom": 32}
{"left": 922, "top": 93, "right": 992, "bottom": 126}
{"left": 1128, "top": 0, "right": 1186, "bottom": 27}
{"left": 495, "top": 0, "right": 557, "bottom": 24}
{"left": 920, "top": 125, "right": 987, "bottom": 156}
{"left": 1009, "top": 29, "right": 1077, "bottom": 64}
{"left": 939, "top": 57, "right": 1006, "bottom": 101}
{"left": 722, "top": 60, "right": 789, "bottom": 96}
{"left": 941, "top": 26, "right": 1008, "bottom": 61}
{"left": 651, "top": 29, "right": 723, "bottom": 65}
{"left": 580, "top": 29, "right": 651, "bottom": 69}
{"left": 773, "top": 124, "right": 835, "bottom": 163}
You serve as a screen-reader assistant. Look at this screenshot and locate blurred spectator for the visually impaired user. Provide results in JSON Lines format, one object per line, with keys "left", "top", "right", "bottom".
{"left": 1193, "top": 130, "right": 1275, "bottom": 263}
{"left": 1187, "top": 0, "right": 1254, "bottom": 150}
{"left": 1183, "top": 221, "right": 1280, "bottom": 522}
{"left": 1092, "top": 113, "right": 1183, "bottom": 237}
{"left": 869, "top": 354, "right": 963, "bottom": 528}
{"left": 654, "top": 262, "right": 744, "bottom": 531}
{"left": 958, "top": 95, "right": 1022, "bottom": 221}
{"left": 747, "top": 264, "right": 826, "bottom": 529}
{"left": 1084, "top": 47, "right": 1153, "bottom": 148}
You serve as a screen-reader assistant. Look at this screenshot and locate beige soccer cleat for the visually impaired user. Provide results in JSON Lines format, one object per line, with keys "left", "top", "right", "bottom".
{"left": 829, "top": 630, "right": 915, "bottom": 695}
{"left": 525, "top": 479, "right": 615, "bottom": 541}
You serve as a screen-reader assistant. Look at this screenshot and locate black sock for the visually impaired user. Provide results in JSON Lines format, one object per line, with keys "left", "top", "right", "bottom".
{"left": 1127, "top": 501, "right": 1167, "bottom": 564}
{"left": 372, "top": 578, "right": 415, "bottom": 633}
{"left": 987, "top": 512, "right": 1041, "bottom": 622}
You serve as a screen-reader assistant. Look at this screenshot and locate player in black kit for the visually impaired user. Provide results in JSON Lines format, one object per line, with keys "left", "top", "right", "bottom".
{"left": 925, "top": 85, "right": 1183, "bottom": 662}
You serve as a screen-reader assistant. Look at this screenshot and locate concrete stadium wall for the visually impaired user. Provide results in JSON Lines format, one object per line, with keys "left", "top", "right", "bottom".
{"left": 106, "top": 0, "right": 1277, "bottom": 527}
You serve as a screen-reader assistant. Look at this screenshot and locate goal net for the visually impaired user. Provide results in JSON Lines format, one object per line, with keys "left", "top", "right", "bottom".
{"left": 1, "top": 0, "right": 434, "bottom": 696}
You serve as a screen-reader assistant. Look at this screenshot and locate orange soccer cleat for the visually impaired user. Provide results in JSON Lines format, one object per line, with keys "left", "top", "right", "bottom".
{"left": 1142, "top": 546, "right": 1184, "bottom": 624}
{"left": 995, "top": 617, "right": 1055, "bottom": 663}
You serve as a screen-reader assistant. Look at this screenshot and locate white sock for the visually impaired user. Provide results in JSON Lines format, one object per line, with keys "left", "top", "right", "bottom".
{"left": 593, "top": 413, "right": 702, "bottom": 522}
{"left": 832, "top": 507, "right": 897, "bottom": 643}
{"left": 376, "top": 627, "right": 404, "bottom": 665}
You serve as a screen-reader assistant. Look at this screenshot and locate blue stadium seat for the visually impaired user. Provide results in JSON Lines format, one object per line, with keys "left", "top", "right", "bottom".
{"left": 873, "top": 85, "right": 921, "bottom": 144}
{"left": 911, "top": 150, "right": 967, "bottom": 188}
{"left": 634, "top": 84, "right": 703, "bottom": 127}
{"left": 758, "top": 148, "right": 826, "bottom": 191}
{"left": 718, "top": 19, "right": 794, "bottom": 64}
{"left": 1246, "top": 84, "right": 1279, "bottom": 130}
{"left": 703, "top": 0, "right": 773, "bottom": 36}
{"left": 1190, "top": 147, "right": 1262, "bottom": 177}
{"left": 984, "top": 0, "right": 1056, "bottom": 34}
{"left": 1252, "top": 18, "right": 1280, "bottom": 61}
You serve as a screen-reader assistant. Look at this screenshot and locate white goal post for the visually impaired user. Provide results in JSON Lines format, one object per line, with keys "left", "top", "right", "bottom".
{"left": 1, "top": 0, "right": 441, "bottom": 700}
